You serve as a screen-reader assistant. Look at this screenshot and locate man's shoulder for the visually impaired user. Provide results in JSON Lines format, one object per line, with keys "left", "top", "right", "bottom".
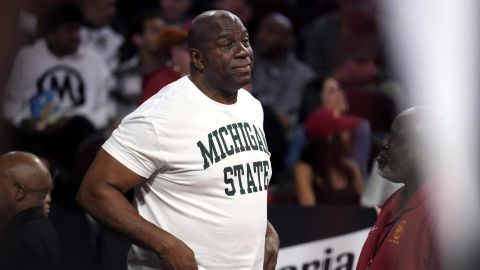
{"left": 15, "top": 39, "right": 47, "bottom": 59}
{"left": 129, "top": 77, "right": 190, "bottom": 117}
{"left": 76, "top": 44, "right": 108, "bottom": 63}
{"left": 238, "top": 89, "right": 263, "bottom": 111}
{"left": 238, "top": 88, "right": 260, "bottom": 102}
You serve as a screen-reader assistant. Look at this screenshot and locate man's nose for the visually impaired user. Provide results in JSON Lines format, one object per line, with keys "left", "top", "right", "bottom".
{"left": 235, "top": 42, "right": 250, "bottom": 58}
{"left": 381, "top": 135, "right": 391, "bottom": 149}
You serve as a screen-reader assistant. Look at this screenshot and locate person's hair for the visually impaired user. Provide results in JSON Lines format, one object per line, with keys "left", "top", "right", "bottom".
{"left": 129, "top": 11, "right": 163, "bottom": 37}
{"left": 298, "top": 75, "right": 330, "bottom": 123}
{"left": 118, "top": 11, "right": 163, "bottom": 63}
{"left": 37, "top": 3, "right": 83, "bottom": 37}
{"left": 156, "top": 27, "right": 187, "bottom": 58}
{"left": 311, "top": 135, "right": 354, "bottom": 186}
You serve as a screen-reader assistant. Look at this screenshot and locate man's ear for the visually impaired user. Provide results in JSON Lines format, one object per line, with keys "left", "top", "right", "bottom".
{"left": 14, "top": 184, "right": 26, "bottom": 201}
{"left": 190, "top": 48, "right": 204, "bottom": 72}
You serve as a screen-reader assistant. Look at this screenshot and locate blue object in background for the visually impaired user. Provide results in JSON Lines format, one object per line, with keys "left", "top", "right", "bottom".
{"left": 30, "top": 90, "right": 59, "bottom": 119}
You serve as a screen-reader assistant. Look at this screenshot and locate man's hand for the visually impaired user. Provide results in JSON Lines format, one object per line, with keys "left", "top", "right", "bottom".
{"left": 77, "top": 149, "right": 198, "bottom": 270}
{"left": 156, "top": 236, "right": 198, "bottom": 270}
{"left": 263, "top": 221, "right": 280, "bottom": 270}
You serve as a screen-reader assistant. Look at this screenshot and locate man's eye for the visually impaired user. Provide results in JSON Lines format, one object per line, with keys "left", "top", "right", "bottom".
{"left": 223, "top": 42, "right": 233, "bottom": 49}
{"left": 242, "top": 38, "right": 250, "bottom": 46}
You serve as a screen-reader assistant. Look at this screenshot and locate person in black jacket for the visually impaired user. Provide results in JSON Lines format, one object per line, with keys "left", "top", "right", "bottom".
{"left": 0, "top": 151, "right": 60, "bottom": 270}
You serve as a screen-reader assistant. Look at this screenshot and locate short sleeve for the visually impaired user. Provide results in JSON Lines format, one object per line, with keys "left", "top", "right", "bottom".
{"left": 102, "top": 114, "right": 164, "bottom": 178}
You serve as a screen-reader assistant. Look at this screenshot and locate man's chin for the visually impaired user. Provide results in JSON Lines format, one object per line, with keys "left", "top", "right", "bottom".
{"left": 234, "top": 76, "right": 251, "bottom": 87}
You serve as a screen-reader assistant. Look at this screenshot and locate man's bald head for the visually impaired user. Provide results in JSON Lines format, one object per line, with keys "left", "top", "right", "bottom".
{"left": 392, "top": 106, "right": 444, "bottom": 145}
{"left": 188, "top": 10, "right": 244, "bottom": 52}
{"left": 378, "top": 107, "right": 444, "bottom": 184}
{"left": 0, "top": 151, "right": 53, "bottom": 219}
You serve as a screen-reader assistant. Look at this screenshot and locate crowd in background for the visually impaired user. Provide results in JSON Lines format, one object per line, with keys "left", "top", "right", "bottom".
{"left": 0, "top": 0, "right": 405, "bottom": 269}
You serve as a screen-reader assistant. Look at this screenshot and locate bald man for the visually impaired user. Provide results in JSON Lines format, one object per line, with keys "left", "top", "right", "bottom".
{"left": 355, "top": 107, "right": 444, "bottom": 270}
{"left": 0, "top": 151, "right": 60, "bottom": 270}
{"left": 77, "top": 10, "right": 279, "bottom": 270}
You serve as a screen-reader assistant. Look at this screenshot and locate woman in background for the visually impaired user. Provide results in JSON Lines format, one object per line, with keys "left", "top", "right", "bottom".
{"left": 139, "top": 26, "right": 189, "bottom": 104}
{"left": 294, "top": 108, "right": 364, "bottom": 205}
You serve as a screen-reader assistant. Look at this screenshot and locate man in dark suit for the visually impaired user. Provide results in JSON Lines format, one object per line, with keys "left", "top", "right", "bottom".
{"left": 0, "top": 151, "right": 60, "bottom": 270}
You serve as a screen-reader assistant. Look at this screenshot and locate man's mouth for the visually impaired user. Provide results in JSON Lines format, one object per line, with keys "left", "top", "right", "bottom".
{"left": 232, "top": 64, "right": 251, "bottom": 73}
{"left": 377, "top": 152, "right": 388, "bottom": 165}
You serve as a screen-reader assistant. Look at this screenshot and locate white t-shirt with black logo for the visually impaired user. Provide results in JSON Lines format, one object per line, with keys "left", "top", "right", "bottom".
{"left": 2, "top": 39, "right": 113, "bottom": 129}
{"left": 103, "top": 76, "right": 272, "bottom": 270}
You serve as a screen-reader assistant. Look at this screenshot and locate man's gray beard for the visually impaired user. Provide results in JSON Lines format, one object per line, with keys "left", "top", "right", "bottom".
{"left": 378, "top": 160, "right": 411, "bottom": 184}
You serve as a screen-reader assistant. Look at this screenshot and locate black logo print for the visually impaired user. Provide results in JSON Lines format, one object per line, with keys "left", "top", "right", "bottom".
{"left": 36, "top": 65, "right": 85, "bottom": 107}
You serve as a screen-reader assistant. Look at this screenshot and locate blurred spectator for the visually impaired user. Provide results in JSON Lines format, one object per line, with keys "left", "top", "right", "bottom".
{"left": 212, "top": 0, "right": 254, "bottom": 32}
{"left": 298, "top": 75, "right": 350, "bottom": 123}
{"left": 294, "top": 108, "right": 364, "bottom": 206}
{"left": 0, "top": 151, "right": 60, "bottom": 270}
{"left": 159, "top": 0, "right": 193, "bottom": 29}
{"left": 287, "top": 76, "right": 372, "bottom": 177}
{"left": 81, "top": 0, "right": 123, "bottom": 69}
{"left": 303, "top": 0, "right": 379, "bottom": 79}
{"left": 2, "top": 3, "right": 114, "bottom": 171}
{"left": 139, "top": 26, "right": 189, "bottom": 104}
{"left": 18, "top": 0, "right": 78, "bottom": 42}
{"left": 303, "top": 0, "right": 398, "bottom": 136}
{"left": 114, "top": 11, "right": 165, "bottom": 118}
{"left": 252, "top": 12, "right": 315, "bottom": 130}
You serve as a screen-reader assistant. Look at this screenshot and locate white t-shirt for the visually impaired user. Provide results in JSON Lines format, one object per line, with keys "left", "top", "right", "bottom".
{"left": 103, "top": 76, "right": 272, "bottom": 270}
{"left": 2, "top": 39, "right": 114, "bottom": 129}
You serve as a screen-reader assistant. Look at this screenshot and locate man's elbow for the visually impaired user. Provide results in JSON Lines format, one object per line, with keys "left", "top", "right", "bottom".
{"left": 76, "top": 180, "right": 95, "bottom": 211}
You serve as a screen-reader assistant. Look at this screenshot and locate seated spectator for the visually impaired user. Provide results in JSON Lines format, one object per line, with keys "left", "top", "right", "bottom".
{"left": 158, "top": 0, "right": 193, "bottom": 28}
{"left": 18, "top": 0, "right": 80, "bottom": 43}
{"left": 251, "top": 12, "right": 315, "bottom": 130}
{"left": 2, "top": 3, "right": 114, "bottom": 170}
{"left": 303, "top": 0, "right": 399, "bottom": 135}
{"left": 81, "top": 0, "right": 123, "bottom": 70}
{"left": 303, "top": 0, "right": 378, "bottom": 78}
{"left": 114, "top": 11, "right": 165, "bottom": 118}
{"left": 0, "top": 151, "right": 60, "bottom": 270}
{"left": 212, "top": 0, "right": 255, "bottom": 35}
{"left": 139, "top": 26, "right": 189, "bottom": 104}
{"left": 294, "top": 108, "right": 364, "bottom": 206}
{"left": 287, "top": 76, "right": 372, "bottom": 177}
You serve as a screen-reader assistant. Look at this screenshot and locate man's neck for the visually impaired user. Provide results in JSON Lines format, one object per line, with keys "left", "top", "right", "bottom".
{"left": 46, "top": 42, "right": 69, "bottom": 58}
{"left": 399, "top": 173, "right": 423, "bottom": 209}
{"left": 188, "top": 74, "right": 238, "bottom": 105}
